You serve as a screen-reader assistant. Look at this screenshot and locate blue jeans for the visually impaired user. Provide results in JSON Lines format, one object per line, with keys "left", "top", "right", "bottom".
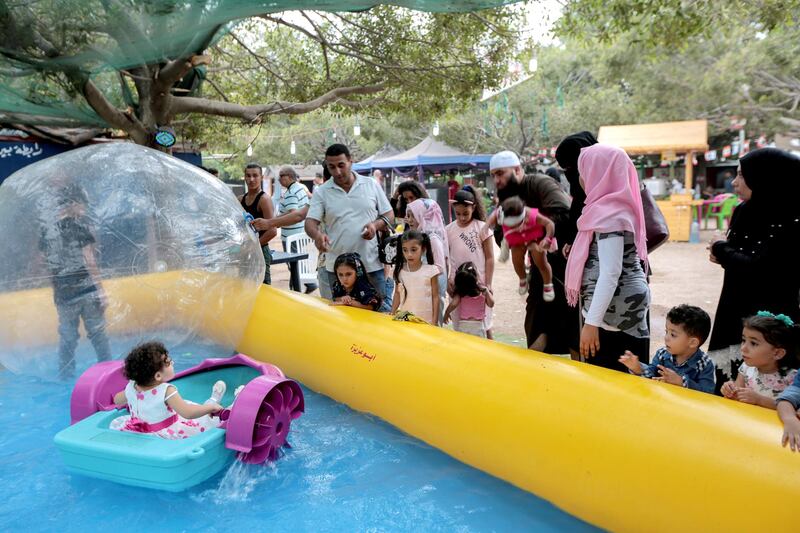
{"left": 57, "top": 293, "right": 111, "bottom": 379}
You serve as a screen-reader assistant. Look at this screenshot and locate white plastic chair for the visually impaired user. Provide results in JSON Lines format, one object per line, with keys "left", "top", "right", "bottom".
{"left": 284, "top": 232, "right": 318, "bottom": 288}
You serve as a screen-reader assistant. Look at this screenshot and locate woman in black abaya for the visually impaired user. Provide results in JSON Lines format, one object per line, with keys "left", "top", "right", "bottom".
{"left": 708, "top": 148, "right": 800, "bottom": 392}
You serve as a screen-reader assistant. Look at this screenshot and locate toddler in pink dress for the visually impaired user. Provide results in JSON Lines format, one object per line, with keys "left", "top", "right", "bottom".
{"left": 497, "top": 196, "right": 557, "bottom": 301}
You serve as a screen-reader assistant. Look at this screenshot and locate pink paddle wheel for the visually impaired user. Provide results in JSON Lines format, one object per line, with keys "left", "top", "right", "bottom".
{"left": 223, "top": 375, "right": 304, "bottom": 464}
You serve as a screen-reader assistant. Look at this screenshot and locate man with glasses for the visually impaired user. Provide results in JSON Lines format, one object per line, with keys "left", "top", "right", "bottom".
{"left": 254, "top": 166, "right": 316, "bottom": 293}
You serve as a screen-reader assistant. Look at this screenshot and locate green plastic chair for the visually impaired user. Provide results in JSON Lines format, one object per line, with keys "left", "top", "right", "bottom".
{"left": 702, "top": 193, "right": 734, "bottom": 229}
{"left": 710, "top": 196, "right": 739, "bottom": 230}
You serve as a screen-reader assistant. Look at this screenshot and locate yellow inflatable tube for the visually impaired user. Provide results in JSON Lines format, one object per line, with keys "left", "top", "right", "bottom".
{"left": 240, "top": 286, "right": 800, "bottom": 532}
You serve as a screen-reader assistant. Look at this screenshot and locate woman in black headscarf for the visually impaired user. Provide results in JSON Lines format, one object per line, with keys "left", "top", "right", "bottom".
{"left": 555, "top": 131, "right": 598, "bottom": 246}
{"left": 708, "top": 148, "right": 800, "bottom": 391}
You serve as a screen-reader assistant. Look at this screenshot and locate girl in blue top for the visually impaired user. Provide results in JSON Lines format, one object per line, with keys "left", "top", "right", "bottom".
{"left": 331, "top": 252, "right": 380, "bottom": 311}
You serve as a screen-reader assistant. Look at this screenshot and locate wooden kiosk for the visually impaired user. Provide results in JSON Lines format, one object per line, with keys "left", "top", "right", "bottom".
{"left": 598, "top": 120, "right": 709, "bottom": 241}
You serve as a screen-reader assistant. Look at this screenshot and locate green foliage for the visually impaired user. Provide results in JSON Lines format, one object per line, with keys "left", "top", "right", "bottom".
{"left": 557, "top": 0, "right": 799, "bottom": 49}
{"left": 0, "top": 1, "right": 525, "bottom": 138}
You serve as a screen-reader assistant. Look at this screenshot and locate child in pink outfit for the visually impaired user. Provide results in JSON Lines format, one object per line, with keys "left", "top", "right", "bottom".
{"left": 494, "top": 196, "right": 557, "bottom": 301}
{"left": 444, "top": 262, "right": 495, "bottom": 338}
{"left": 110, "top": 341, "right": 226, "bottom": 440}
{"left": 446, "top": 187, "right": 495, "bottom": 338}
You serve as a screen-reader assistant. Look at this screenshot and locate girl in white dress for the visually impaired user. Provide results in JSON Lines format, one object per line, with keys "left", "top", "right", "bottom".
{"left": 111, "top": 341, "right": 225, "bottom": 439}
{"left": 390, "top": 230, "right": 440, "bottom": 325}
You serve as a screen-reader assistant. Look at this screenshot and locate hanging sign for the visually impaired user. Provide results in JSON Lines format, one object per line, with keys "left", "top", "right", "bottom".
{"left": 704, "top": 150, "right": 717, "bottom": 161}
{"left": 722, "top": 145, "right": 732, "bottom": 158}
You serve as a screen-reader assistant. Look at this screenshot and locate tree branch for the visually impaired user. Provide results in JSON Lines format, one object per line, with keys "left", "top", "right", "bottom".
{"left": 80, "top": 76, "right": 149, "bottom": 144}
{"left": 228, "top": 32, "right": 290, "bottom": 84}
{"left": 169, "top": 84, "right": 386, "bottom": 122}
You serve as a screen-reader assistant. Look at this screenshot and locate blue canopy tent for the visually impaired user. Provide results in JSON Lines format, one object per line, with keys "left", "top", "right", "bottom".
{"left": 353, "top": 136, "right": 491, "bottom": 174}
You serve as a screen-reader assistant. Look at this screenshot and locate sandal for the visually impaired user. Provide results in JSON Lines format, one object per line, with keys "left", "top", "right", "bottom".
{"left": 208, "top": 380, "right": 226, "bottom": 404}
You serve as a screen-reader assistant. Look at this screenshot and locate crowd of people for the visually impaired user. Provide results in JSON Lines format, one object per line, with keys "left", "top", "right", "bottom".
{"left": 243, "top": 138, "right": 800, "bottom": 450}
{"left": 52, "top": 132, "right": 794, "bottom": 451}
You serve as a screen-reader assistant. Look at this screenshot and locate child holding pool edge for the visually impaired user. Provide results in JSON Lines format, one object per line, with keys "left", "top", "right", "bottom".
{"left": 721, "top": 312, "right": 798, "bottom": 409}
{"left": 111, "top": 341, "right": 226, "bottom": 439}
{"left": 444, "top": 262, "right": 494, "bottom": 338}
{"left": 391, "top": 230, "right": 440, "bottom": 325}
{"left": 619, "top": 305, "right": 715, "bottom": 393}
{"left": 331, "top": 252, "right": 380, "bottom": 311}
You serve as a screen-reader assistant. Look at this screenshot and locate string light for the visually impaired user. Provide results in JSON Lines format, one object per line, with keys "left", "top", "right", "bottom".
{"left": 432, "top": 121, "right": 440, "bottom": 137}
{"left": 290, "top": 140, "right": 296, "bottom": 155}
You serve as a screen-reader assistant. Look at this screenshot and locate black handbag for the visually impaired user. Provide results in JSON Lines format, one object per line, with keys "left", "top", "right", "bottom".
{"left": 377, "top": 216, "right": 401, "bottom": 265}
{"left": 640, "top": 185, "right": 669, "bottom": 252}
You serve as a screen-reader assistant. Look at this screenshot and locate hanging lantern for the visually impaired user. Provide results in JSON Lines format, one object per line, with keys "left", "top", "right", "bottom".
{"left": 290, "top": 140, "right": 296, "bottom": 155}
{"left": 354, "top": 117, "right": 361, "bottom": 137}
{"left": 432, "top": 121, "right": 440, "bottom": 137}
{"left": 246, "top": 144, "right": 253, "bottom": 157}
{"left": 528, "top": 58, "right": 538, "bottom": 73}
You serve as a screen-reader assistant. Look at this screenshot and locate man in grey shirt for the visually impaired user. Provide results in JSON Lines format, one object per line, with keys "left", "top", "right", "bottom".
{"left": 305, "top": 144, "right": 395, "bottom": 311}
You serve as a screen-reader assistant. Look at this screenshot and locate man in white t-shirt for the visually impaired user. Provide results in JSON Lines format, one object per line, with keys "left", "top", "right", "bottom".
{"left": 305, "top": 144, "right": 395, "bottom": 311}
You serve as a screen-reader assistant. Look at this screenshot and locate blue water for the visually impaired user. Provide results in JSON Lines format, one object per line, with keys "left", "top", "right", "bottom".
{"left": 0, "top": 345, "right": 597, "bottom": 532}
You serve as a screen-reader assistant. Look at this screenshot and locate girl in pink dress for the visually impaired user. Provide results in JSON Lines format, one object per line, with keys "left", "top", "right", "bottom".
{"left": 390, "top": 230, "right": 440, "bottom": 324}
{"left": 444, "top": 262, "right": 495, "bottom": 338}
{"left": 497, "top": 196, "right": 557, "bottom": 301}
{"left": 110, "top": 341, "right": 225, "bottom": 440}
{"left": 445, "top": 187, "right": 495, "bottom": 338}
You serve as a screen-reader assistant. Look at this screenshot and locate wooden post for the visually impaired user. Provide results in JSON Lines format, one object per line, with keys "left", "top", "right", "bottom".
{"left": 684, "top": 151, "right": 694, "bottom": 191}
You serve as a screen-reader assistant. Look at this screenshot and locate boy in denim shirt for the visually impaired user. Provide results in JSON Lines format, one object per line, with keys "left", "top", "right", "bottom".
{"left": 619, "top": 304, "right": 715, "bottom": 393}
{"left": 777, "top": 373, "right": 800, "bottom": 451}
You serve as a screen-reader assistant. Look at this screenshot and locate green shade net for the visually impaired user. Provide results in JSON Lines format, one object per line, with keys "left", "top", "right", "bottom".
{"left": 0, "top": 0, "right": 518, "bottom": 128}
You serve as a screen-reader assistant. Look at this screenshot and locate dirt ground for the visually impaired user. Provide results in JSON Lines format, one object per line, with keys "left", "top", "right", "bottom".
{"left": 269, "top": 229, "right": 725, "bottom": 357}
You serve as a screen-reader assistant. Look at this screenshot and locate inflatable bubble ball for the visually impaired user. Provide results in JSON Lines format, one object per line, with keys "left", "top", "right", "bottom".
{"left": 0, "top": 143, "right": 265, "bottom": 380}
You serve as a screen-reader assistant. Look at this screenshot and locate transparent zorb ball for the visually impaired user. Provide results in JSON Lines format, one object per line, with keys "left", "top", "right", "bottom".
{"left": 0, "top": 143, "right": 264, "bottom": 380}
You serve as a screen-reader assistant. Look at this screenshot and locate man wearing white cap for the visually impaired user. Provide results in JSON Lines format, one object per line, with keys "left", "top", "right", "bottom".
{"left": 489, "top": 150, "right": 578, "bottom": 354}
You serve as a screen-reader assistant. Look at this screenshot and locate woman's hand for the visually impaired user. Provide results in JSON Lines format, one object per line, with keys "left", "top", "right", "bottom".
{"left": 707, "top": 232, "right": 726, "bottom": 264}
{"left": 579, "top": 324, "right": 600, "bottom": 359}
{"left": 562, "top": 243, "right": 572, "bottom": 259}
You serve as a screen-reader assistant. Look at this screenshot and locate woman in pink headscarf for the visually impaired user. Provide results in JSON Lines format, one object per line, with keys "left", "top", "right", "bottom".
{"left": 564, "top": 144, "right": 651, "bottom": 372}
{"left": 405, "top": 198, "right": 449, "bottom": 324}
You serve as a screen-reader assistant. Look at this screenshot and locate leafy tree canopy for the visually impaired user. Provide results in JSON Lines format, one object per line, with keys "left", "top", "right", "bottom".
{"left": 0, "top": 0, "right": 527, "bottom": 145}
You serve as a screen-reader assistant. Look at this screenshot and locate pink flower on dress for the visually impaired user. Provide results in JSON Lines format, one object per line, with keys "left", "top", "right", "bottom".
{"left": 136, "top": 392, "right": 145, "bottom": 400}
{"left": 151, "top": 389, "right": 158, "bottom": 395}
{"left": 200, "top": 427, "right": 205, "bottom": 432}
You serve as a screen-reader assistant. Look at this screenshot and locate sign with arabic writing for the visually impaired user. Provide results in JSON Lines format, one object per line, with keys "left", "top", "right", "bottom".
{"left": 0, "top": 141, "right": 69, "bottom": 184}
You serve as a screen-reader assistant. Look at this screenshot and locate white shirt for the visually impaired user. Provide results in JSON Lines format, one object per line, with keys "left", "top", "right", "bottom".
{"left": 307, "top": 173, "right": 391, "bottom": 272}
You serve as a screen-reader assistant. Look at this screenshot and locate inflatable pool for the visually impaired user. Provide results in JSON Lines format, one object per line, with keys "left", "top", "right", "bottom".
{"left": 54, "top": 354, "right": 303, "bottom": 491}
{"left": 238, "top": 286, "right": 800, "bottom": 533}
{"left": 3, "top": 270, "right": 799, "bottom": 531}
